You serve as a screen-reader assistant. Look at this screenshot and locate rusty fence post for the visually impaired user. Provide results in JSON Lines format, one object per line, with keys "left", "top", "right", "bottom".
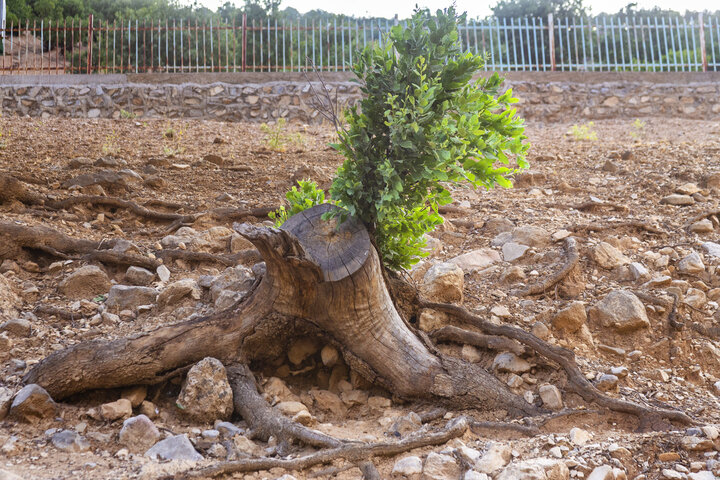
{"left": 241, "top": 13, "right": 247, "bottom": 72}
{"left": 548, "top": 13, "right": 555, "bottom": 71}
{"left": 86, "top": 14, "right": 93, "bottom": 74}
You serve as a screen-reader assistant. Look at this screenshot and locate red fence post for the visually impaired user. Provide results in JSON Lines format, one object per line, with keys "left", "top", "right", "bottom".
{"left": 86, "top": 14, "right": 93, "bottom": 74}
{"left": 548, "top": 13, "right": 555, "bottom": 71}
{"left": 242, "top": 13, "right": 247, "bottom": 72}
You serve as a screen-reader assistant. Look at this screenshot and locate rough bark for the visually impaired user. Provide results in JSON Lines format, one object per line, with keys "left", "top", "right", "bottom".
{"left": 25, "top": 204, "right": 536, "bottom": 415}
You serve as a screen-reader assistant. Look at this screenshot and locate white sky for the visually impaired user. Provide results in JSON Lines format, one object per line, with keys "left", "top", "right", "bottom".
{"left": 196, "top": 0, "right": 719, "bottom": 18}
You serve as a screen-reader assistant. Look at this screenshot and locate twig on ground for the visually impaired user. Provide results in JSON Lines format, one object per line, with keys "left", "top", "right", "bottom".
{"left": 514, "top": 237, "right": 579, "bottom": 297}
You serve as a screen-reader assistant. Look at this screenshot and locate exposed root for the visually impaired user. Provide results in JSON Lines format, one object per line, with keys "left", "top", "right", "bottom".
{"left": 155, "top": 249, "right": 261, "bottom": 267}
{"left": 34, "top": 305, "right": 89, "bottom": 322}
{"left": 418, "top": 300, "right": 696, "bottom": 427}
{"left": 634, "top": 291, "right": 682, "bottom": 331}
{"left": 571, "top": 201, "right": 629, "bottom": 213}
{"left": 46, "top": 195, "right": 197, "bottom": 222}
{"left": 177, "top": 417, "right": 469, "bottom": 479}
{"left": 469, "top": 420, "right": 539, "bottom": 437}
{"left": 514, "top": 237, "right": 579, "bottom": 297}
{"left": 430, "top": 325, "right": 525, "bottom": 355}
{"left": 686, "top": 209, "right": 720, "bottom": 227}
{"left": 227, "top": 363, "right": 342, "bottom": 449}
{"left": 571, "top": 221, "right": 665, "bottom": 235}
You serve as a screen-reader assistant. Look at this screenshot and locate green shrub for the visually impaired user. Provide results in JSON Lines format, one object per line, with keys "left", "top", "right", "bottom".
{"left": 327, "top": 7, "right": 529, "bottom": 270}
{"left": 270, "top": 180, "right": 327, "bottom": 227}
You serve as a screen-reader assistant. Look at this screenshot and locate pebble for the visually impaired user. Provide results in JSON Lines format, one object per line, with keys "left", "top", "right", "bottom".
{"left": 0, "top": 318, "right": 31, "bottom": 337}
{"left": 660, "top": 194, "right": 695, "bottom": 206}
{"left": 156, "top": 265, "right": 171, "bottom": 283}
{"left": 124, "top": 266, "right": 155, "bottom": 286}
{"left": 592, "top": 242, "right": 630, "bottom": 269}
{"left": 118, "top": 415, "right": 161, "bottom": 452}
{"left": 176, "top": 357, "right": 234, "bottom": 422}
{"left": 678, "top": 252, "right": 705, "bottom": 274}
{"left": 552, "top": 301, "right": 587, "bottom": 333}
{"left": 502, "top": 242, "right": 530, "bottom": 262}
{"left": 595, "top": 374, "right": 619, "bottom": 392}
{"left": 422, "top": 452, "right": 461, "bottom": 480}
{"left": 422, "top": 262, "right": 464, "bottom": 303}
{"left": 50, "top": 430, "right": 90, "bottom": 453}
{"left": 58, "top": 265, "right": 111, "bottom": 299}
{"left": 391, "top": 455, "right": 423, "bottom": 476}
{"left": 569, "top": 427, "right": 591, "bottom": 446}
{"left": 589, "top": 290, "right": 650, "bottom": 332}
{"left": 493, "top": 352, "right": 532, "bottom": 374}
{"left": 690, "top": 219, "right": 714, "bottom": 233}
{"left": 100, "top": 399, "right": 133, "bottom": 421}
{"left": 476, "top": 442, "right": 512, "bottom": 474}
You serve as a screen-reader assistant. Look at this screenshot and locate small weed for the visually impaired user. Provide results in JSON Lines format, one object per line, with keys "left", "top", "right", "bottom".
{"left": 102, "top": 130, "right": 119, "bottom": 155}
{"left": 269, "top": 180, "right": 327, "bottom": 227}
{"left": 162, "top": 123, "right": 185, "bottom": 157}
{"left": 260, "top": 118, "right": 304, "bottom": 152}
{"left": 568, "top": 122, "right": 598, "bottom": 141}
{"left": 629, "top": 118, "right": 646, "bottom": 140}
{"left": 120, "top": 109, "right": 137, "bottom": 120}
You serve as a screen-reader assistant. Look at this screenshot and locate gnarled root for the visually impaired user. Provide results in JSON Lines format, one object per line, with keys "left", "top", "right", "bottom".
{"left": 514, "top": 237, "right": 579, "bottom": 297}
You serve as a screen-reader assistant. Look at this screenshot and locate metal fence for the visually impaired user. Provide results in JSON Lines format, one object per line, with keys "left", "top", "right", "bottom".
{"left": 1, "top": 13, "right": 720, "bottom": 75}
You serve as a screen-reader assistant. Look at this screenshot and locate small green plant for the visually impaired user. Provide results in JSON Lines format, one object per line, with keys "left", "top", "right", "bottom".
{"left": 568, "top": 122, "right": 598, "bottom": 141}
{"left": 162, "top": 123, "right": 185, "bottom": 156}
{"left": 120, "top": 109, "right": 137, "bottom": 120}
{"left": 260, "top": 118, "right": 304, "bottom": 152}
{"left": 101, "top": 130, "right": 119, "bottom": 155}
{"left": 269, "top": 180, "right": 328, "bottom": 227}
{"left": 629, "top": 118, "right": 646, "bottom": 140}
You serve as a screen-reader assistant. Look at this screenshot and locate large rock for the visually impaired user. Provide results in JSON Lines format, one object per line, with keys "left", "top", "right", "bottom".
{"left": 0, "top": 318, "right": 31, "bottom": 337}
{"left": 177, "top": 357, "right": 234, "bottom": 423}
{"left": 448, "top": 249, "right": 502, "bottom": 273}
{"left": 496, "top": 458, "right": 569, "bottom": 480}
{"left": 509, "top": 225, "right": 550, "bottom": 247}
{"left": 209, "top": 266, "right": 255, "bottom": 302}
{"left": 422, "top": 262, "right": 464, "bottom": 303}
{"left": 502, "top": 242, "right": 530, "bottom": 262}
{"left": 422, "top": 452, "right": 461, "bottom": 480}
{"left": 100, "top": 398, "right": 133, "bottom": 421}
{"left": 589, "top": 290, "right": 649, "bottom": 332}
{"left": 660, "top": 194, "right": 694, "bottom": 206}
{"left": 592, "top": 242, "right": 630, "bottom": 269}
{"left": 0, "top": 387, "right": 14, "bottom": 420}
{"left": 145, "top": 434, "right": 203, "bottom": 462}
{"left": 539, "top": 384, "right": 563, "bottom": 410}
{"left": 50, "top": 430, "right": 90, "bottom": 452}
{"left": 105, "top": 285, "right": 158, "bottom": 310}
{"left": 58, "top": 265, "right": 111, "bottom": 299}
{"left": 157, "top": 278, "right": 200, "bottom": 308}
{"left": 119, "top": 415, "right": 161, "bottom": 452}
{"left": 8, "top": 384, "right": 58, "bottom": 423}
{"left": 476, "top": 442, "right": 512, "bottom": 474}
{"left": 701, "top": 242, "right": 720, "bottom": 259}
{"left": 551, "top": 302, "right": 586, "bottom": 333}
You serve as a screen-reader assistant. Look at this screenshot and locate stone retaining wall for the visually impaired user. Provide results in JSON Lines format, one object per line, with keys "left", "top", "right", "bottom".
{"left": 1, "top": 72, "right": 719, "bottom": 122}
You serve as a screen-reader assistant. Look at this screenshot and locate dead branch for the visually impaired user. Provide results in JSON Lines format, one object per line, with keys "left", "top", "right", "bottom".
{"left": 571, "top": 201, "right": 629, "bottom": 213}
{"left": 178, "top": 417, "right": 469, "bottom": 479}
{"left": 430, "top": 325, "right": 525, "bottom": 355}
{"left": 418, "top": 300, "right": 695, "bottom": 426}
{"left": 46, "top": 195, "right": 196, "bottom": 222}
{"left": 571, "top": 221, "right": 665, "bottom": 235}
{"left": 634, "top": 291, "right": 682, "bottom": 331}
{"left": 514, "top": 237, "right": 579, "bottom": 297}
{"left": 469, "top": 420, "right": 539, "bottom": 437}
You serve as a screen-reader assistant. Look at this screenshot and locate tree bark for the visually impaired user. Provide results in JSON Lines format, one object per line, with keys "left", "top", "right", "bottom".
{"left": 25, "top": 204, "right": 536, "bottom": 414}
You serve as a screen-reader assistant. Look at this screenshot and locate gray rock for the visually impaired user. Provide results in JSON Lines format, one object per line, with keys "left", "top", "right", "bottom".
{"left": 157, "top": 278, "right": 200, "bottom": 308}
{"left": 105, "top": 285, "right": 158, "bottom": 310}
{"left": 144, "top": 434, "right": 203, "bottom": 462}
{"left": 422, "top": 452, "right": 461, "bottom": 480}
{"left": 422, "top": 262, "right": 464, "bottom": 304}
{"left": 595, "top": 374, "right": 619, "bottom": 392}
{"left": 701, "top": 242, "right": 720, "bottom": 259}
{"left": 214, "top": 420, "right": 245, "bottom": 439}
{"left": 51, "top": 430, "right": 90, "bottom": 452}
{"left": 509, "top": 225, "right": 550, "bottom": 247}
{"left": 448, "top": 248, "right": 502, "bottom": 273}
{"left": 539, "top": 384, "right": 563, "bottom": 410}
{"left": 392, "top": 455, "right": 423, "bottom": 476}
{"left": 8, "top": 384, "right": 58, "bottom": 423}
{"left": 125, "top": 266, "right": 155, "bottom": 286}
{"left": 119, "top": 415, "right": 161, "bottom": 453}
{"left": 492, "top": 352, "right": 532, "bottom": 374}
{"left": 496, "top": 458, "right": 569, "bottom": 480}
{"left": 59, "top": 265, "right": 111, "bottom": 299}
{"left": 592, "top": 242, "right": 630, "bottom": 269}
{"left": 678, "top": 252, "right": 705, "bottom": 274}
{"left": 0, "top": 318, "right": 31, "bottom": 337}
{"left": 157, "top": 265, "right": 171, "bottom": 283}
{"left": 589, "top": 290, "right": 649, "bottom": 332}
{"left": 551, "top": 302, "right": 586, "bottom": 333}
{"left": 210, "top": 266, "right": 255, "bottom": 302}
{"left": 660, "top": 194, "right": 695, "bottom": 206}
{"left": 177, "top": 357, "right": 234, "bottom": 423}
{"left": 476, "top": 442, "right": 512, "bottom": 474}
{"left": 0, "top": 387, "right": 15, "bottom": 420}
{"left": 502, "top": 242, "right": 530, "bottom": 262}
{"left": 629, "top": 262, "right": 649, "bottom": 280}
{"left": 690, "top": 219, "right": 714, "bottom": 233}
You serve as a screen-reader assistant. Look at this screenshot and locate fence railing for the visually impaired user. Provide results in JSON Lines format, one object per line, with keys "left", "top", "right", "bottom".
{"left": 1, "top": 13, "right": 720, "bottom": 75}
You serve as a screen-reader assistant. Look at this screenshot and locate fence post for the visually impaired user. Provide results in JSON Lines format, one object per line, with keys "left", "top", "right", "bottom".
{"left": 548, "top": 13, "right": 555, "bottom": 71}
{"left": 241, "top": 13, "right": 247, "bottom": 72}
{"left": 86, "top": 14, "right": 93, "bottom": 74}
{"left": 699, "top": 12, "right": 707, "bottom": 72}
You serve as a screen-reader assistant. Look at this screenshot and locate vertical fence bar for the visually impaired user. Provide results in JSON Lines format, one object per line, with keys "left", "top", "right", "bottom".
{"left": 87, "top": 15, "right": 93, "bottom": 74}
{"left": 699, "top": 13, "right": 707, "bottom": 71}
{"left": 531, "top": 18, "right": 539, "bottom": 70}
{"left": 41, "top": 20, "right": 44, "bottom": 73}
{"left": 210, "top": 18, "right": 214, "bottom": 72}
{"left": 631, "top": 17, "right": 639, "bottom": 70}
{"left": 618, "top": 17, "right": 625, "bottom": 69}
{"left": 656, "top": 17, "right": 665, "bottom": 71}
{"left": 673, "top": 17, "right": 682, "bottom": 70}
{"left": 239, "top": 15, "right": 244, "bottom": 72}
{"left": 548, "top": 14, "right": 555, "bottom": 70}
{"left": 557, "top": 17, "right": 564, "bottom": 70}
{"left": 267, "top": 18, "right": 271, "bottom": 72}
{"left": 710, "top": 16, "right": 717, "bottom": 70}
{"left": 225, "top": 20, "right": 229, "bottom": 72}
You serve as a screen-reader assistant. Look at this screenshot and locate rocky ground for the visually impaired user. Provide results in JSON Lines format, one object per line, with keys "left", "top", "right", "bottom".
{"left": 1, "top": 115, "right": 720, "bottom": 480}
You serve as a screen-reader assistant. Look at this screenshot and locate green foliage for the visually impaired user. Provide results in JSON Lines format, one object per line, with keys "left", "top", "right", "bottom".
{"left": 161, "top": 123, "right": 185, "bottom": 156}
{"left": 119, "top": 109, "right": 137, "bottom": 120}
{"left": 101, "top": 129, "right": 119, "bottom": 155}
{"left": 568, "top": 122, "right": 597, "bottom": 141}
{"left": 260, "top": 118, "right": 303, "bottom": 152}
{"left": 269, "top": 180, "right": 327, "bottom": 227}
{"left": 629, "top": 118, "right": 645, "bottom": 140}
{"left": 491, "top": 0, "right": 588, "bottom": 19}
{"left": 329, "top": 7, "right": 529, "bottom": 271}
